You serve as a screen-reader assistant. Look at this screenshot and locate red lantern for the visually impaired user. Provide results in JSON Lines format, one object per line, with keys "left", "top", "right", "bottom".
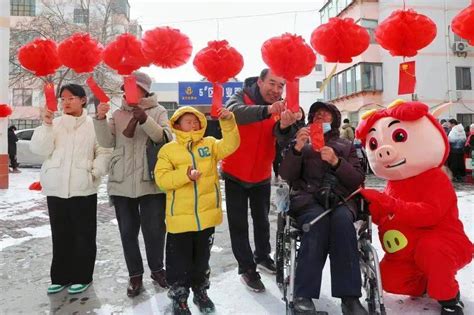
{"left": 375, "top": 9, "right": 437, "bottom": 57}
{"left": 261, "top": 33, "right": 315, "bottom": 112}
{"left": 310, "top": 17, "right": 370, "bottom": 63}
{"left": 193, "top": 40, "right": 244, "bottom": 117}
{"left": 58, "top": 33, "right": 103, "bottom": 73}
{"left": 452, "top": 3, "right": 474, "bottom": 45}
{"left": 141, "top": 27, "right": 193, "bottom": 69}
{"left": 103, "top": 33, "right": 150, "bottom": 75}
{"left": 0, "top": 104, "right": 13, "bottom": 118}
{"left": 18, "top": 38, "right": 62, "bottom": 76}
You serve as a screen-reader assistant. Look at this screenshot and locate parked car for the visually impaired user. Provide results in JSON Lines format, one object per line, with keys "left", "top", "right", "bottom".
{"left": 15, "top": 128, "right": 46, "bottom": 167}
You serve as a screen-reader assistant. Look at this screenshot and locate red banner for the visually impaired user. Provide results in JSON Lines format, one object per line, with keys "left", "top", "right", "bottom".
{"left": 124, "top": 75, "right": 139, "bottom": 106}
{"left": 286, "top": 79, "right": 300, "bottom": 112}
{"left": 398, "top": 61, "right": 416, "bottom": 95}
{"left": 211, "top": 83, "right": 223, "bottom": 118}
{"left": 86, "top": 76, "right": 110, "bottom": 103}
{"left": 310, "top": 122, "right": 325, "bottom": 151}
{"left": 43, "top": 82, "right": 57, "bottom": 112}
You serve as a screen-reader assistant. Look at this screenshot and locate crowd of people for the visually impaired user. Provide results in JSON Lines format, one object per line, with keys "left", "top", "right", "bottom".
{"left": 16, "top": 69, "right": 471, "bottom": 315}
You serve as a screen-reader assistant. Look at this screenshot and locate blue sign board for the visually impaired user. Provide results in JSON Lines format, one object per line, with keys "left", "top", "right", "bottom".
{"left": 178, "top": 81, "right": 243, "bottom": 106}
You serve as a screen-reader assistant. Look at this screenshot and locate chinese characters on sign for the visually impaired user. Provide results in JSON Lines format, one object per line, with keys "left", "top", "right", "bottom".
{"left": 178, "top": 81, "right": 243, "bottom": 105}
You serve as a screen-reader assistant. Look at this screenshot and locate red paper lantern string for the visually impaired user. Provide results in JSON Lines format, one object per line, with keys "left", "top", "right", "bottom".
{"left": 452, "top": 3, "right": 474, "bottom": 45}
{"left": 58, "top": 33, "right": 103, "bottom": 73}
{"left": 142, "top": 26, "right": 193, "bottom": 69}
{"left": 310, "top": 17, "right": 370, "bottom": 63}
{"left": 18, "top": 38, "right": 62, "bottom": 76}
{"left": 261, "top": 33, "right": 315, "bottom": 112}
{"left": 103, "top": 33, "right": 150, "bottom": 75}
{"left": 375, "top": 9, "right": 437, "bottom": 57}
{"left": 193, "top": 40, "right": 244, "bottom": 117}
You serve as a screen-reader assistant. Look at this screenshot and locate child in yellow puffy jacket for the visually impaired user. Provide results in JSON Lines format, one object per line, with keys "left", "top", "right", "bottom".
{"left": 154, "top": 106, "right": 240, "bottom": 314}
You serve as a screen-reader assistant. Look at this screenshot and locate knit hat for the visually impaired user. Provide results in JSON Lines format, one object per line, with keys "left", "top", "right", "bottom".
{"left": 121, "top": 71, "right": 152, "bottom": 94}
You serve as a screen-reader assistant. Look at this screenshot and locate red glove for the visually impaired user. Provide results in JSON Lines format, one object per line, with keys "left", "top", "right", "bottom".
{"left": 360, "top": 188, "right": 398, "bottom": 222}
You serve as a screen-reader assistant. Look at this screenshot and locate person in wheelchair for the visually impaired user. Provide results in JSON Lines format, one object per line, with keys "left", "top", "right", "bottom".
{"left": 278, "top": 101, "right": 368, "bottom": 315}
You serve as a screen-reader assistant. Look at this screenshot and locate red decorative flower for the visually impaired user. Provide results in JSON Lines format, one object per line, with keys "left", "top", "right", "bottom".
{"left": 193, "top": 40, "right": 243, "bottom": 83}
{"left": 58, "top": 33, "right": 103, "bottom": 73}
{"left": 18, "top": 38, "right": 62, "bottom": 76}
{"left": 375, "top": 9, "right": 437, "bottom": 57}
{"left": 452, "top": 3, "right": 474, "bottom": 45}
{"left": 0, "top": 104, "right": 13, "bottom": 118}
{"left": 310, "top": 17, "right": 370, "bottom": 63}
{"left": 141, "top": 27, "right": 193, "bottom": 69}
{"left": 103, "top": 33, "right": 150, "bottom": 75}
{"left": 261, "top": 33, "right": 316, "bottom": 81}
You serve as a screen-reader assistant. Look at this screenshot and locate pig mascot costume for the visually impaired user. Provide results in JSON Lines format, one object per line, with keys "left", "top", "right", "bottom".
{"left": 355, "top": 100, "right": 473, "bottom": 315}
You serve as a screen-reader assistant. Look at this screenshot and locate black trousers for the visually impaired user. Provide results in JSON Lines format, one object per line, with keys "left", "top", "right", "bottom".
{"left": 8, "top": 153, "right": 19, "bottom": 169}
{"left": 225, "top": 179, "right": 271, "bottom": 274}
{"left": 273, "top": 143, "right": 283, "bottom": 177}
{"left": 47, "top": 194, "right": 97, "bottom": 285}
{"left": 294, "top": 203, "right": 362, "bottom": 299}
{"left": 112, "top": 194, "right": 166, "bottom": 277}
{"left": 166, "top": 227, "right": 215, "bottom": 293}
{"left": 447, "top": 151, "right": 466, "bottom": 178}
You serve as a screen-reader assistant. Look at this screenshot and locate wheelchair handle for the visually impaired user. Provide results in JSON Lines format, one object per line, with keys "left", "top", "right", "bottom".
{"left": 302, "top": 187, "right": 363, "bottom": 233}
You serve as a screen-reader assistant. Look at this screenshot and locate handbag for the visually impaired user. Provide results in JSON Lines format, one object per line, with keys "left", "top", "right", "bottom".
{"left": 146, "top": 131, "right": 170, "bottom": 181}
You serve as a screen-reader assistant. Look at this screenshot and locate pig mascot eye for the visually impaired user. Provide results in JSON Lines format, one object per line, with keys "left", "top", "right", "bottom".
{"left": 392, "top": 128, "right": 408, "bottom": 143}
{"left": 369, "top": 137, "right": 378, "bottom": 150}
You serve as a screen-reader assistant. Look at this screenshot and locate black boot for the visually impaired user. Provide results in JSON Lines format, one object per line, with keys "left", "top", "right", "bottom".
{"left": 294, "top": 297, "right": 317, "bottom": 314}
{"left": 127, "top": 275, "right": 143, "bottom": 297}
{"left": 192, "top": 287, "right": 215, "bottom": 313}
{"left": 440, "top": 292, "right": 464, "bottom": 315}
{"left": 168, "top": 286, "right": 191, "bottom": 315}
{"left": 341, "top": 297, "right": 368, "bottom": 315}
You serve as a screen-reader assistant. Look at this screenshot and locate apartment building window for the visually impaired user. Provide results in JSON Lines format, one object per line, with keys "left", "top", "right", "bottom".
{"left": 10, "top": 0, "right": 36, "bottom": 17}
{"left": 315, "top": 64, "right": 323, "bottom": 72}
{"left": 457, "top": 114, "right": 474, "bottom": 127}
{"left": 111, "top": 0, "right": 130, "bottom": 20}
{"left": 320, "top": 0, "right": 354, "bottom": 23}
{"left": 359, "top": 19, "right": 378, "bottom": 44}
{"left": 456, "top": 67, "right": 472, "bottom": 90}
{"left": 13, "top": 88, "right": 33, "bottom": 107}
{"left": 73, "top": 8, "right": 89, "bottom": 24}
{"left": 160, "top": 101, "right": 178, "bottom": 118}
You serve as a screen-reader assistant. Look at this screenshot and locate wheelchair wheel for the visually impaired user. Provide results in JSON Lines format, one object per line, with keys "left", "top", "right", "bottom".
{"left": 276, "top": 213, "right": 285, "bottom": 288}
{"left": 360, "top": 241, "right": 387, "bottom": 315}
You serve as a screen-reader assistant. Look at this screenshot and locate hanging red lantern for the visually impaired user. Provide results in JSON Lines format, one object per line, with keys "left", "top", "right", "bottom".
{"left": 18, "top": 38, "right": 62, "bottom": 76}
{"left": 261, "top": 33, "right": 315, "bottom": 112}
{"left": 452, "top": 3, "right": 474, "bottom": 45}
{"left": 0, "top": 104, "right": 13, "bottom": 117}
{"left": 103, "top": 33, "right": 150, "bottom": 75}
{"left": 310, "top": 17, "right": 370, "bottom": 63}
{"left": 58, "top": 33, "right": 103, "bottom": 73}
{"left": 375, "top": 9, "right": 437, "bottom": 57}
{"left": 193, "top": 40, "right": 244, "bottom": 117}
{"left": 141, "top": 26, "right": 193, "bottom": 69}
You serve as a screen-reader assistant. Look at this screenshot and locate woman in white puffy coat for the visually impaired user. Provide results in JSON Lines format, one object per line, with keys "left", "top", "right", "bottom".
{"left": 30, "top": 84, "right": 111, "bottom": 295}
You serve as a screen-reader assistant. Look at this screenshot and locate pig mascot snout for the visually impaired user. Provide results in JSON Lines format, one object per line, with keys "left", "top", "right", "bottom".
{"left": 356, "top": 100, "right": 473, "bottom": 315}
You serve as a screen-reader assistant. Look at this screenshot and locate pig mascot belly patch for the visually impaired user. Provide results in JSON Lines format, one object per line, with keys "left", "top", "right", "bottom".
{"left": 355, "top": 100, "right": 473, "bottom": 305}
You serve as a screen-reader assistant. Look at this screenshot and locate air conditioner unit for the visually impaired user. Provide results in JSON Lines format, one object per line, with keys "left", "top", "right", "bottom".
{"left": 453, "top": 41, "right": 468, "bottom": 53}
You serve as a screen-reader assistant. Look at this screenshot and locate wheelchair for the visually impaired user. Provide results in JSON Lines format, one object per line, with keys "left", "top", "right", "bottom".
{"left": 275, "top": 188, "right": 386, "bottom": 315}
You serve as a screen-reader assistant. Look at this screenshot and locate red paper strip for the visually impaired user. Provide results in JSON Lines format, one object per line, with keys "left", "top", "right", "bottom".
{"left": 398, "top": 61, "right": 416, "bottom": 95}
{"left": 310, "top": 122, "right": 325, "bottom": 151}
{"left": 124, "top": 75, "right": 139, "bottom": 106}
{"left": 44, "top": 82, "right": 57, "bottom": 112}
{"left": 286, "top": 79, "right": 300, "bottom": 113}
{"left": 211, "top": 83, "right": 223, "bottom": 118}
{"left": 86, "top": 76, "right": 110, "bottom": 103}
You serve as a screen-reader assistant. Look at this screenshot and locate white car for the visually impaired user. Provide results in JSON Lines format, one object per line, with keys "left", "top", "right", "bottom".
{"left": 15, "top": 128, "right": 46, "bottom": 167}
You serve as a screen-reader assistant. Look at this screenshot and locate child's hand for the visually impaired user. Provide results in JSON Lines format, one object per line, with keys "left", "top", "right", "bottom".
{"left": 187, "top": 167, "right": 202, "bottom": 181}
{"left": 218, "top": 108, "right": 232, "bottom": 120}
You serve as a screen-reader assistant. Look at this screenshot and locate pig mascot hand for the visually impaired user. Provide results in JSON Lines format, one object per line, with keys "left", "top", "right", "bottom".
{"left": 356, "top": 100, "right": 473, "bottom": 313}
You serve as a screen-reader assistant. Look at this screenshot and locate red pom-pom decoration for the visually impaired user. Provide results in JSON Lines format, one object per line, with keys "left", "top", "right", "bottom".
{"left": 375, "top": 9, "right": 437, "bottom": 57}
{"left": 261, "top": 33, "right": 316, "bottom": 82}
{"left": 193, "top": 40, "right": 243, "bottom": 83}
{"left": 310, "top": 17, "right": 370, "bottom": 63}
{"left": 141, "top": 27, "right": 192, "bottom": 68}
{"left": 29, "top": 181, "right": 42, "bottom": 191}
{"left": 18, "top": 38, "right": 62, "bottom": 76}
{"left": 103, "top": 33, "right": 150, "bottom": 75}
{"left": 452, "top": 3, "right": 474, "bottom": 45}
{"left": 0, "top": 104, "right": 13, "bottom": 118}
{"left": 58, "top": 33, "right": 103, "bottom": 73}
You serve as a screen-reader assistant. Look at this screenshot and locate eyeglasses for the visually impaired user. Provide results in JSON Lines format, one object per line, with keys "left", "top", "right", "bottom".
{"left": 59, "top": 96, "right": 80, "bottom": 103}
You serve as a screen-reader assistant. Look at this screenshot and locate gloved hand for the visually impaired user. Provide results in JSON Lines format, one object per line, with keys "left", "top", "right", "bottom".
{"left": 123, "top": 117, "right": 139, "bottom": 138}
{"left": 132, "top": 107, "right": 147, "bottom": 124}
{"left": 360, "top": 188, "right": 398, "bottom": 222}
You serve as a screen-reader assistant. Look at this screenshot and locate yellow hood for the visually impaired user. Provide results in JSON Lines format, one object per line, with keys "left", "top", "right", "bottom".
{"left": 170, "top": 106, "right": 208, "bottom": 144}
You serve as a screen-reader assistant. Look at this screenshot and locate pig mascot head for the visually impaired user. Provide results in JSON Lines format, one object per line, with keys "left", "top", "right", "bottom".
{"left": 356, "top": 100, "right": 449, "bottom": 180}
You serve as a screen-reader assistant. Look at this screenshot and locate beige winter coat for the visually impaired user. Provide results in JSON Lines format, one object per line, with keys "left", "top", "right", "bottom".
{"left": 30, "top": 110, "right": 112, "bottom": 198}
{"left": 93, "top": 94, "right": 171, "bottom": 198}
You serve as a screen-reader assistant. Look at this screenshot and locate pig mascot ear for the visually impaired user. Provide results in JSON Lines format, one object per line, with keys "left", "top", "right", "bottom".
{"left": 356, "top": 100, "right": 449, "bottom": 181}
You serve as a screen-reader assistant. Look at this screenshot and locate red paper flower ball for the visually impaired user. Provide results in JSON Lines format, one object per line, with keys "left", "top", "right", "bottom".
{"left": 261, "top": 33, "right": 316, "bottom": 82}
{"left": 452, "top": 3, "right": 474, "bottom": 45}
{"left": 310, "top": 17, "right": 370, "bottom": 63}
{"left": 103, "top": 33, "right": 150, "bottom": 75}
{"left": 18, "top": 38, "right": 62, "bottom": 76}
{"left": 141, "top": 27, "right": 193, "bottom": 69}
{"left": 193, "top": 40, "right": 244, "bottom": 83}
{"left": 375, "top": 9, "right": 437, "bottom": 57}
{"left": 0, "top": 104, "right": 13, "bottom": 117}
{"left": 58, "top": 33, "right": 103, "bottom": 73}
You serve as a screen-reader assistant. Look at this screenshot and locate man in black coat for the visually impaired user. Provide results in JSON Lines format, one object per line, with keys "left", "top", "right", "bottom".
{"left": 8, "top": 125, "right": 20, "bottom": 173}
